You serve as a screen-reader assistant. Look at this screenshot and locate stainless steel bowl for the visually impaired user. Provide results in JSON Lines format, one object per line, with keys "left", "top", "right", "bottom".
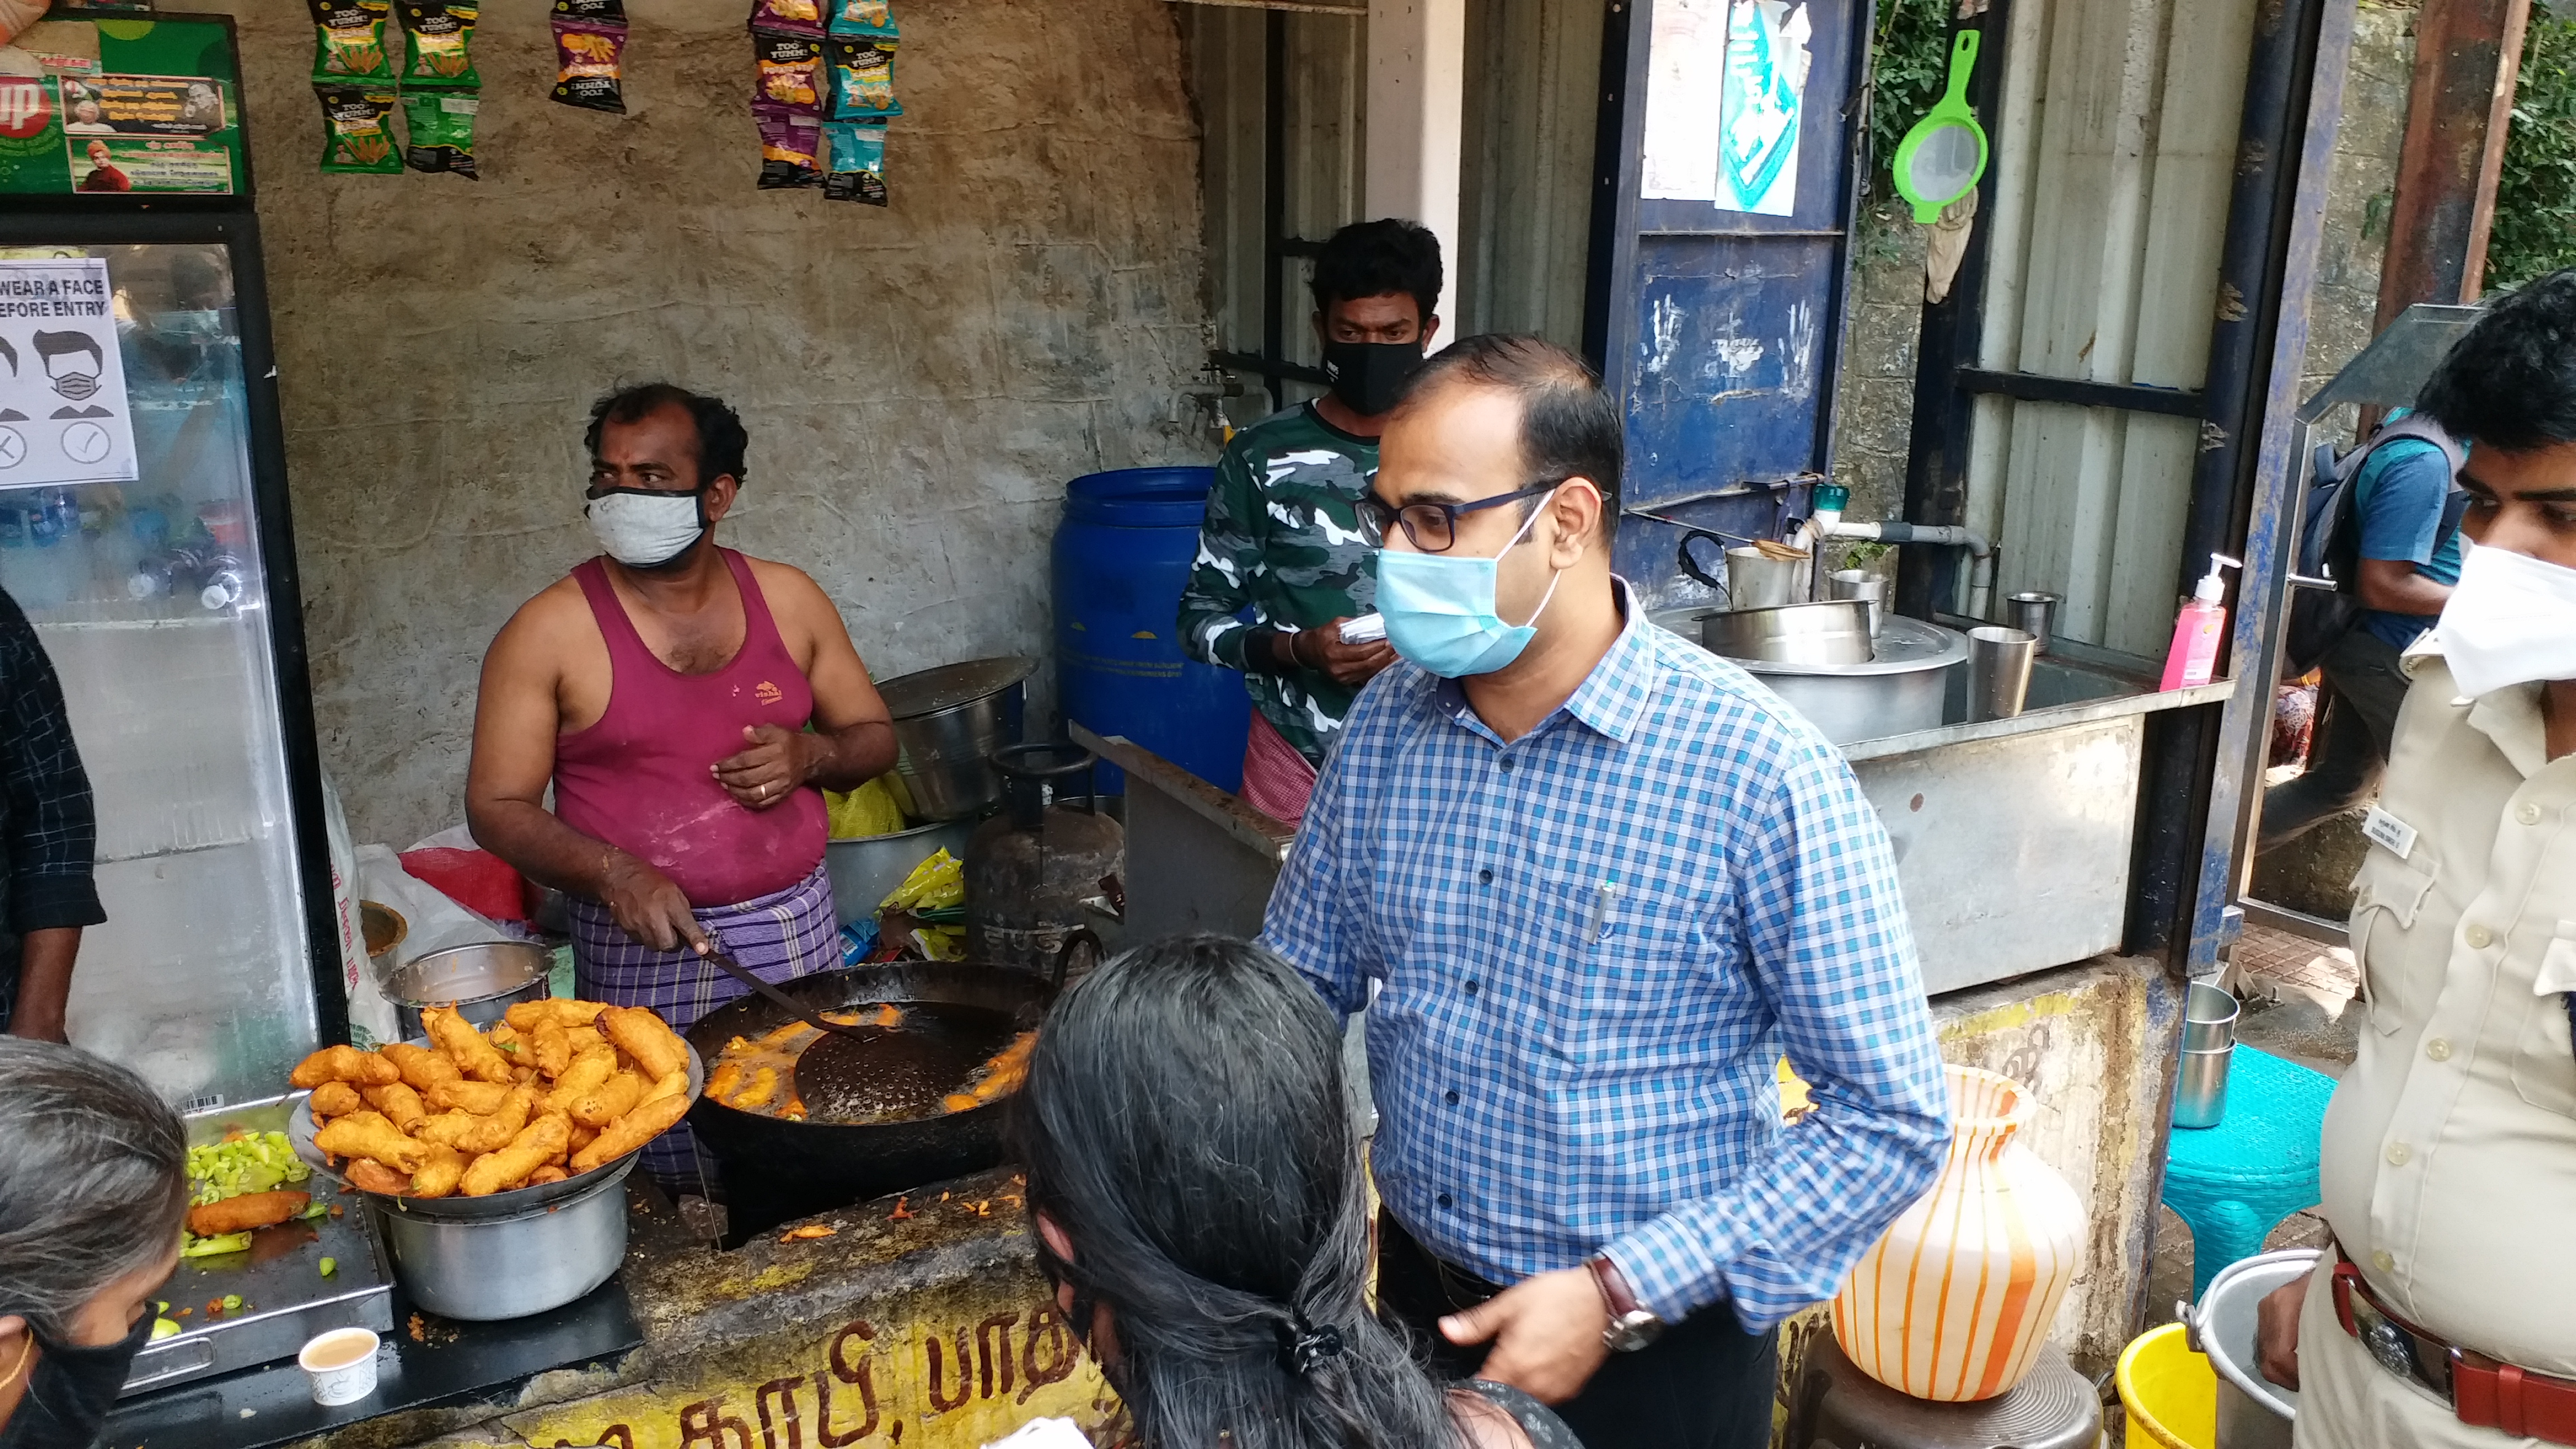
{"left": 371, "top": 1163, "right": 631, "bottom": 1321}
{"left": 824, "top": 818, "right": 978, "bottom": 928}
{"left": 382, "top": 941, "right": 552, "bottom": 1040}
{"left": 876, "top": 657, "right": 1033, "bottom": 822}
{"left": 1655, "top": 610, "right": 1967, "bottom": 746}
{"left": 1698, "top": 599, "right": 1875, "bottom": 667}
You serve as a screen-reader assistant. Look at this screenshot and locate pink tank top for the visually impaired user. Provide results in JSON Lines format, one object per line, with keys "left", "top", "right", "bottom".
{"left": 553, "top": 549, "right": 827, "bottom": 907}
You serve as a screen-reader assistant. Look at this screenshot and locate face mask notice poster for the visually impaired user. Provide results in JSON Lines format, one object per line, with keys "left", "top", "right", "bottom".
{"left": 0, "top": 257, "right": 139, "bottom": 487}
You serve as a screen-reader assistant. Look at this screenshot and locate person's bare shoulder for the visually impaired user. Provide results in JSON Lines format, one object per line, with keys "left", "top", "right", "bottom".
{"left": 741, "top": 555, "right": 849, "bottom": 636}
{"left": 485, "top": 574, "right": 594, "bottom": 673}
{"left": 1448, "top": 1388, "right": 1538, "bottom": 1449}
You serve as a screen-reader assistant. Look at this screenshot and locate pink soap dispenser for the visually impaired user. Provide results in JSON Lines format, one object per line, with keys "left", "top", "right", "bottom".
{"left": 2161, "top": 552, "right": 2241, "bottom": 690}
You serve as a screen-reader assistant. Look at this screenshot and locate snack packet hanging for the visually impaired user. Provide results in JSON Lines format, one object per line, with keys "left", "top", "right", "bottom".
{"left": 552, "top": 0, "right": 624, "bottom": 18}
{"left": 754, "top": 32, "right": 826, "bottom": 113}
{"left": 754, "top": 102, "right": 822, "bottom": 188}
{"left": 822, "top": 120, "right": 887, "bottom": 206}
{"left": 551, "top": 16, "right": 628, "bottom": 113}
{"left": 315, "top": 84, "right": 402, "bottom": 173}
{"left": 748, "top": 0, "right": 826, "bottom": 38}
{"left": 400, "top": 88, "right": 479, "bottom": 178}
{"left": 827, "top": 0, "right": 896, "bottom": 38}
{"left": 396, "top": 1, "right": 478, "bottom": 84}
{"left": 309, "top": 0, "right": 395, "bottom": 83}
{"left": 827, "top": 36, "right": 899, "bottom": 120}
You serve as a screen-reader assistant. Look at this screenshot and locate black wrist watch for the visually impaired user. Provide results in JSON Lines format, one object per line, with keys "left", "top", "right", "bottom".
{"left": 1587, "top": 1253, "right": 1665, "bottom": 1352}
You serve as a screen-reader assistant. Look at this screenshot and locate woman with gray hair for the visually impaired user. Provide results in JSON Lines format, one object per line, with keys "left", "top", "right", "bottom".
{"left": 0, "top": 1038, "right": 187, "bottom": 1449}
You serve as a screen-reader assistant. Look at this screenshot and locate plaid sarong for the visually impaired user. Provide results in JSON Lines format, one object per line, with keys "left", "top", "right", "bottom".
{"left": 568, "top": 860, "right": 839, "bottom": 1187}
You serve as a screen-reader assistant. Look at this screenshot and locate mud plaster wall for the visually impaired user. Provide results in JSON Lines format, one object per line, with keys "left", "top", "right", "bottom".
{"left": 198, "top": 0, "right": 1209, "bottom": 847}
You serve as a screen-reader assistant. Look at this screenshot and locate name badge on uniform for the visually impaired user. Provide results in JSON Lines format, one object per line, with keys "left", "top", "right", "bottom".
{"left": 2362, "top": 806, "right": 2418, "bottom": 861}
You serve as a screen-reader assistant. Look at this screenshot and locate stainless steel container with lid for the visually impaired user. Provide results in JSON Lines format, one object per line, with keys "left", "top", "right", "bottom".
{"left": 1699, "top": 599, "right": 1876, "bottom": 667}
{"left": 875, "top": 657, "right": 1033, "bottom": 822}
{"left": 370, "top": 1163, "right": 632, "bottom": 1322}
{"left": 381, "top": 940, "right": 552, "bottom": 1039}
{"left": 1657, "top": 610, "right": 1968, "bottom": 746}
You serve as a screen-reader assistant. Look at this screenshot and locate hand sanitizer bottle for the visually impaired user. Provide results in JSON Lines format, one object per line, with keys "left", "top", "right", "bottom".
{"left": 2161, "top": 552, "right": 2242, "bottom": 690}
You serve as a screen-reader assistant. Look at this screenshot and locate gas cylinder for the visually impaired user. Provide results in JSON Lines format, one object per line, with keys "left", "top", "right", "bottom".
{"left": 964, "top": 744, "right": 1124, "bottom": 975}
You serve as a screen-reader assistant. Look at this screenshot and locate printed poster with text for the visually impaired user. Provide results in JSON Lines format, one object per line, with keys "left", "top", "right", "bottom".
{"left": 0, "top": 15, "right": 247, "bottom": 196}
{"left": 0, "top": 258, "right": 140, "bottom": 487}
{"left": 1642, "top": 0, "right": 1812, "bottom": 216}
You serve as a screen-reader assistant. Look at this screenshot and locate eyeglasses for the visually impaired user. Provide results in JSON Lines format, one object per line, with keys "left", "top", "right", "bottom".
{"left": 1356, "top": 477, "right": 1571, "bottom": 553}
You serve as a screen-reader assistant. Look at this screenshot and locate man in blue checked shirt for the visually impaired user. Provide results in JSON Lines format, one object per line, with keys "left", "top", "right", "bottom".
{"left": 1261, "top": 334, "right": 1951, "bottom": 1449}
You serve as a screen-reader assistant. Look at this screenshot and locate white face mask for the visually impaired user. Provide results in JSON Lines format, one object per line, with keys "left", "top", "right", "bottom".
{"left": 2435, "top": 538, "right": 2576, "bottom": 698}
{"left": 586, "top": 487, "right": 705, "bottom": 569}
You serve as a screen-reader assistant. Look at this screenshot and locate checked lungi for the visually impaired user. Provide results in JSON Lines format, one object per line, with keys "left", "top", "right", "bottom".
{"left": 567, "top": 860, "right": 839, "bottom": 1188}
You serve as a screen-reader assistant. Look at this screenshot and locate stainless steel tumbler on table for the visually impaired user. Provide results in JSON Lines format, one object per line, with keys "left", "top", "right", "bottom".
{"left": 2006, "top": 591, "right": 2061, "bottom": 655}
{"left": 2172, "top": 981, "right": 2242, "bottom": 1129}
{"left": 1966, "top": 625, "right": 2037, "bottom": 722}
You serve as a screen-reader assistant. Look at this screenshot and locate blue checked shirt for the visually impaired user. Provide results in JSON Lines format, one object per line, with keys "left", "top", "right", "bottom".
{"left": 1261, "top": 580, "right": 1950, "bottom": 1333}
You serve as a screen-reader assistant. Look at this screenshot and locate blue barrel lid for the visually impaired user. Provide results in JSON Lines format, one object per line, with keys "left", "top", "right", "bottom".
{"left": 1064, "top": 466, "right": 1216, "bottom": 528}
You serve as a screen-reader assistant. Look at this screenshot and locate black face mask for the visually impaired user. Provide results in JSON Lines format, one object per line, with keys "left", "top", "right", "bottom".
{"left": 0, "top": 1312, "right": 154, "bottom": 1449}
{"left": 1320, "top": 340, "right": 1425, "bottom": 419}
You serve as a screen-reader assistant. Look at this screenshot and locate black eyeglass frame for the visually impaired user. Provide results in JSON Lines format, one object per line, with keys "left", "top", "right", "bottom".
{"left": 1357, "top": 476, "right": 1576, "bottom": 553}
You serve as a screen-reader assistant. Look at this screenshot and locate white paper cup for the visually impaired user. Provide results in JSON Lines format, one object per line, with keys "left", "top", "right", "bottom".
{"left": 298, "top": 1327, "right": 381, "bottom": 1406}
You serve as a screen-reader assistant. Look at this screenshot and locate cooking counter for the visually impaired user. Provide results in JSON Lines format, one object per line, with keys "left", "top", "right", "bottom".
{"left": 107, "top": 1168, "right": 1114, "bottom": 1449}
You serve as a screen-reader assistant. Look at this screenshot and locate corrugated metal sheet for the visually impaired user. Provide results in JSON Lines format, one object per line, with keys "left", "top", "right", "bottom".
{"left": 1456, "top": 0, "right": 1603, "bottom": 347}
{"left": 1964, "top": 0, "right": 2260, "bottom": 655}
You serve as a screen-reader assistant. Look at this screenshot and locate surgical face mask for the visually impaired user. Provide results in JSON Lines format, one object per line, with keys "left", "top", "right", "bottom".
{"left": 585, "top": 486, "right": 707, "bottom": 570}
{"left": 1375, "top": 496, "right": 1568, "bottom": 678}
{"left": 1320, "top": 340, "right": 1424, "bottom": 418}
{"left": 0, "top": 1311, "right": 155, "bottom": 1449}
{"left": 2436, "top": 537, "right": 2576, "bottom": 699}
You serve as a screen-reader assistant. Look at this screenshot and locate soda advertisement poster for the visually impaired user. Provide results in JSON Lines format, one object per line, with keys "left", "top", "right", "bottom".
{"left": 0, "top": 17, "right": 246, "bottom": 196}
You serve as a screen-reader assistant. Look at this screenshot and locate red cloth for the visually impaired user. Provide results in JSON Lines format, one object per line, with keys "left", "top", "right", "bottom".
{"left": 1238, "top": 709, "right": 1319, "bottom": 826}
{"left": 397, "top": 847, "right": 530, "bottom": 922}
{"left": 551, "top": 548, "right": 828, "bottom": 906}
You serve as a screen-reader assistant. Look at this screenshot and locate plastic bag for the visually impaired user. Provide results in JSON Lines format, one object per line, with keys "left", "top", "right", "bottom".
{"left": 749, "top": 0, "right": 826, "bottom": 37}
{"left": 309, "top": 0, "right": 395, "bottom": 83}
{"left": 754, "top": 102, "right": 822, "bottom": 188}
{"left": 825, "top": 775, "right": 907, "bottom": 839}
{"left": 828, "top": 0, "right": 896, "bottom": 38}
{"left": 400, "top": 88, "right": 479, "bottom": 177}
{"left": 315, "top": 84, "right": 402, "bottom": 173}
{"left": 880, "top": 849, "right": 963, "bottom": 913}
{"left": 822, "top": 120, "right": 887, "bottom": 205}
{"left": 396, "top": 0, "right": 477, "bottom": 83}
{"left": 827, "top": 35, "right": 899, "bottom": 119}
{"left": 552, "top": 16, "right": 628, "bottom": 112}
{"left": 754, "top": 32, "right": 825, "bottom": 112}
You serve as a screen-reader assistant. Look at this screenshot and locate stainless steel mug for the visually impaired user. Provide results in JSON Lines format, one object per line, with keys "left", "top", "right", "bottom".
{"left": 2006, "top": 591, "right": 2061, "bottom": 655}
{"left": 2182, "top": 980, "right": 2241, "bottom": 1053}
{"left": 1826, "top": 569, "right": 1886, "bottom": 638}
{"left": 2174, "top": 1044, "right": 2235, "bottom": 1129}
{"left": 1725, "top": 547, "right": 1809, "bottom": 609}
{"left": 1966, "top": 626, "right": 2037, "bottom": 722}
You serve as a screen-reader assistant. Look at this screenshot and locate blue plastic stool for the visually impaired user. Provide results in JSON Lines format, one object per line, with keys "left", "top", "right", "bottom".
{"left": 2161, "top": 1044, "right": 2337, "bottom": 1300}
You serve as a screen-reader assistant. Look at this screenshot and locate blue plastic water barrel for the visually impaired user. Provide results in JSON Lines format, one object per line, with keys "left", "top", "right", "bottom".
{"left": 1054, "top": 466, "right": 1252, "bottom": 793}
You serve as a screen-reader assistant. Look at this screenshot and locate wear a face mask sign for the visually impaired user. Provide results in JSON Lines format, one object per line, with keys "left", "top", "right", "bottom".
{"left": 0, "top": 257, "right": 139, "bottom": 486}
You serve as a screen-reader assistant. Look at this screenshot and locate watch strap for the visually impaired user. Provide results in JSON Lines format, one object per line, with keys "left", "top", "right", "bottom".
{"left": 1587, "top": 1253, "right": 1641, "bottom": 1318}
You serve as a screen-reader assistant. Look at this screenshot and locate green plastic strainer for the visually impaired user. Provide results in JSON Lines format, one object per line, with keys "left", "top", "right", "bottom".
{"left": 1893, "top": 30, "right": 1990, "bottom": 222}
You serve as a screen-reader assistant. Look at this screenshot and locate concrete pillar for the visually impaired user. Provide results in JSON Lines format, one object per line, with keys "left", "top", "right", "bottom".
{"left": 1365, "top": 0, "right": 1465, "bottom": 334}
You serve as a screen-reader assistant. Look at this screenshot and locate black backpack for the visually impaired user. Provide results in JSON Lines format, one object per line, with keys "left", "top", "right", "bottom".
{"left": 2281, "top": 415, "right": 2466, "bottom": 677}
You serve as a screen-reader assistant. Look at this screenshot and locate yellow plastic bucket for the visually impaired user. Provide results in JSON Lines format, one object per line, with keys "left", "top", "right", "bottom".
{"left": 2118, "top": 1323, "right": 2218, "bottom": 1449}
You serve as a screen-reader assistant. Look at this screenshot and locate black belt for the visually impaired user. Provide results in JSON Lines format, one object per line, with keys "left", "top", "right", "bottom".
{"left": 1380, "top": 1210, "right": 1505, "bottom": 1312}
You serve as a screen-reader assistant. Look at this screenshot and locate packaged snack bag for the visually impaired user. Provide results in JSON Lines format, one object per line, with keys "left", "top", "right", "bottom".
{"left": 552, "top": 16, "right": 628, "bottom": 112}
{"left": 316, "top": 84, "right": 402, "bottom": 173}
{"left": 310, "top": 0, "right": 396, "bottom": 83}
{"left": 828, "top": 0, "right": 896, "bottom": 37}
{"left": 827, "top": 35, "right": 899, "bottom": 120}
{"left": 822, "top": 119, "right": 887, "bottom": 205}
{"left": 400, "top": 87, "right": 479, "bottom": 177}
{"left": 749, "top": 0, "right": 826, "bottom": 37}
{"left": 754, "top": 32, "right": 825, "bottom": 113}
{"left": 754, "top": 102, "right": 822, "bottom": 188}
{"left": 396, "top": 1, "right": 478, "bottom": 84}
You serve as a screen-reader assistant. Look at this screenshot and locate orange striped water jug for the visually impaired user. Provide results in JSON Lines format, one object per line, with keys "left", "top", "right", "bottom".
{"left": 1829, "top": 1064, "right": 2085, "bottom": 1401}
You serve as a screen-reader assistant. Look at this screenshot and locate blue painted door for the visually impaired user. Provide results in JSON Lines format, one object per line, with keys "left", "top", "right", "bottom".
{"left": 1595, "top": 0, "right": 1868, "bottom": 605}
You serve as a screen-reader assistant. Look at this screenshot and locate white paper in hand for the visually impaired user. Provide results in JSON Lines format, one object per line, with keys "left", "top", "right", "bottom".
{"left": 983, "top": 1418, "right": 1092, "bottom": 1449}
{"left": 1338, "top": 613, "right": 1387, "bottom": 643}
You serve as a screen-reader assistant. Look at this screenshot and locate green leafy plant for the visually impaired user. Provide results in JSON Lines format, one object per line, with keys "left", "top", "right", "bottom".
{"left": 1863, "top": 0, "right": 1955, "bottom": 204}
{"left": 2490, "top": 12, "right": 2576, "bottom": 288}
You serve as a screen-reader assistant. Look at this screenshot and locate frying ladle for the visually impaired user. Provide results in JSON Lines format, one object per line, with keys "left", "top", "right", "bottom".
{"left": 695, "top": 924, "right": 1104, "bottom": 1039}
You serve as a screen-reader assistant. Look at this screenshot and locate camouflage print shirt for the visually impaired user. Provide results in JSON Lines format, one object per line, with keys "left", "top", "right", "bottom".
{"left": 1177, "top": 403, "right": 1379, "bottom": 768}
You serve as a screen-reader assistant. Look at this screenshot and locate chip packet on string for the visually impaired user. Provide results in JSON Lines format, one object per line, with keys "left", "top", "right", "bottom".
{"left": 748, "top": 0, "right": 826, "bottom": 38}
{"left": 827, "top": 0, "right": 896, "bottom": 38}
{"left": 396, "top": 1, "right": 479, "bottom": 84}
{"left": 315, "top": 84, "right": 402, "bottom": 173}
{"left": 754, "top": 32, "right": 826, "bottom": 113}
{"left": 754, "top": 102, "right": 822, "bottom": 188}
{"left": 551, "top": 16, "right": 628, "bottom": 112}
{"left": 552, "top": 0, "right": 624, "bottom": 18}
{"left": 310, "top": 0, "right": 395, "bottom": 83}
{"left": 822, "top": 120, "right": 887, "bottom": 206}
{"left": 827, "top": 36, "right": 899, "bottom": 120}
{"left": 400, "top": 88, "right": 479, "bottom": 178}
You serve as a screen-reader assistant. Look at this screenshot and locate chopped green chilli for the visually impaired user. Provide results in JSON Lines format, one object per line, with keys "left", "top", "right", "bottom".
{"left": 180, "top": 1232, "right": 252, "bottom": 1258}
{"left": 186, "top": 1131, "right": 311, "bottom": 1205}
{"left": 315, "top": 85, "right": 403, "bottom": 173}
{"left": 320, "top": 1257, "right": 340, "bottom": 1277}
{"left": 309, "top": 0, "right": 396, "bottom": 83}
{"left": 396, "top": 1, "right": 479, "bottom": 84}
{"left": 401, "top": 88, "right": 480, "bottom": 178}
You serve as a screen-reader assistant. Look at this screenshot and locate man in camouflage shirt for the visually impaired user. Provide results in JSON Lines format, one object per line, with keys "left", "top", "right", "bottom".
{"left": 1178, "top": 219, "right": 1443, "bottom": 823}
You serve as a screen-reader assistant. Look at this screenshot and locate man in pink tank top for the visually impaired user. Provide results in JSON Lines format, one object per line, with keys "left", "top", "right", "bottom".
{"left": 465, "top": 385, "right": 896, "bottom": 1184}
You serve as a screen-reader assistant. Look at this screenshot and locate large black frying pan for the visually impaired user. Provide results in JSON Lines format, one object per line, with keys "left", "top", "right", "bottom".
{"left": 683, "top": 937, "right": 1089, "bottom": 1239}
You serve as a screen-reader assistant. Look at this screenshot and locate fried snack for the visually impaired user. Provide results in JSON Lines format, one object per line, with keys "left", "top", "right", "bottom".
{"left": 503, "top": 998, "right": 610, "bottom": 1032}
{"left": 428, "top": 1079, "right": 514, "bottom": 1116}
{"left": 733, "top": 1067, "right": 780, "bottom": 1112}
{"left": 344, "top": 1158, "right": 413, "bottom": 1195}
{"left": 186, "top": 1190, "right": 311, "bottom": 1237}
{"left": 567, "top": 1121, "right": 599, "bottom": 1159}
{"left": 315, "top": 1112, "right": 426, "bottom": 1173}
{"left": 541, "top": 1110, "right": 576, "bottom": 1166}
{"left": 426, "top": 1006, "right": 514, "bottom": 1084}
{"left": 705, "top": 1062, "right": 741, "bottom": 1101}
{"left": 637, "top": 1069, "right": 688, "bottom": 1107}
{"left": 600, "top": 1006, "right": 688, "bottom": 1082}
{"left": 290, "top": 1044, "right": 400, "bottom": 1089}
{"left": 461, "top": 1115, "right": 570, "bottom": 1196}
{"left": 532, "top": 1022, "right": 574, "bottom": 1079}
{"left": 571, "top": 1093, "right": 688, "bottom": 1175}
{"left": 307, "top": 1081, "right": 363, "bottom": 1120}
{"left": 411, "top": 1110, "right": 484, "bottom": 1149}
{"left": 524, "top": 1164, "right": 569, "bottom": 1187}
{"left": 408, "top": 1144, "right": 467, "bottom": 1199}
{"left": 487, "top": 1021, "right": 519, "bottom": 1049}
{"left": 570, "top": 1070, "right": 646, "bottom": 1130}
{"left": 361, "top": 1081, "right": 428, "bottom": 1130}
{"left": 462, "top": 1087, "right": 535, "bottom": 1154}
{"left": 543, "top": 1045, "right": 618, "bottom": 1113}
{"left": 382, "top": 1041, "right": 462, "bottom": 1095}
{"left": 565, "top": 1025, "right": 607, "bottom": 1056}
